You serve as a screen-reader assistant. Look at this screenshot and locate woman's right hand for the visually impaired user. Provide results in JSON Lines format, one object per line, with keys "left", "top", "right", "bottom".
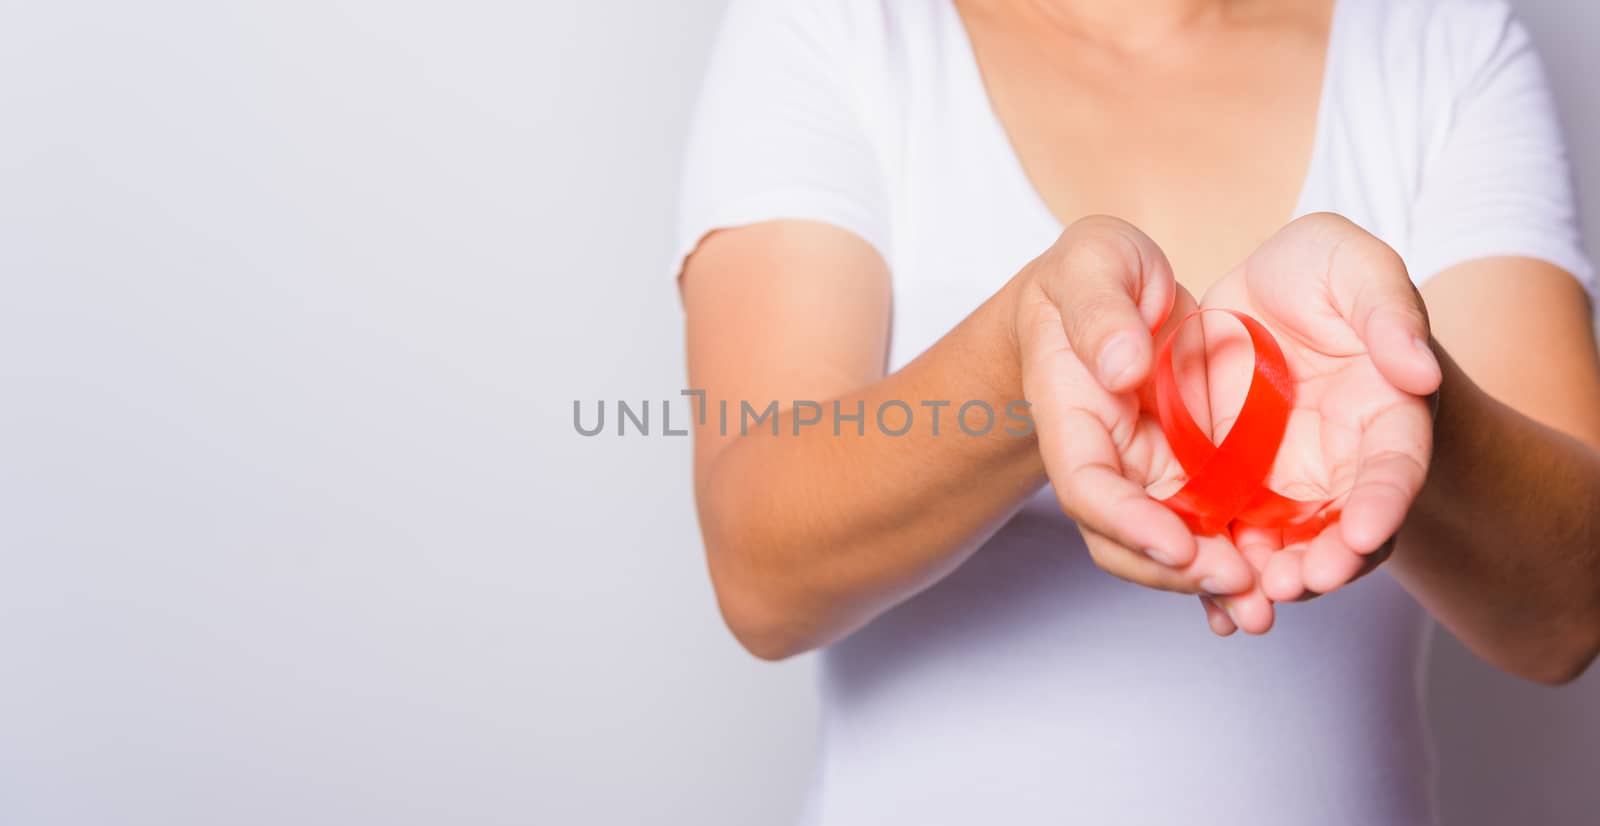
{"left": 1013, "top": 216, "right": 1275, "bottom": 634}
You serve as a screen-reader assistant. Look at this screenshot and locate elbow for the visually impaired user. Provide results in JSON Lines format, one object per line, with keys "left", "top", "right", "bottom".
{"left": 710, "top": 560, "right": 822, "bottom": 661}
{"left": 719, "top": 591, "right": 815, "bottom": 662}
{"left": 699, "top": 499, "right": 823, "bottom": 662}
{"left": 1519, "top": 618, "right": 1600, "bottom": 687}
{"left": 738, "top": 637, "right": 805, "bottom": 663}
{"left": 695, "top": 453, "right": 848, "bottom": 661}
{"left": 1524, "top": 649, "right": 1596, "bottom": 688}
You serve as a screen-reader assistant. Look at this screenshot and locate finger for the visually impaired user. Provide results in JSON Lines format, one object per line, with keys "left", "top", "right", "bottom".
{"left": 1020, "top": 300, "right": 1198, "bottom": 566}
{"left": 1304, "top": 532, "right": 1396, "bottom": 598}
{"left": 1261, "top": 547, "right": 1307, "bottom": 602}
{"left": 1302, "top": 527, "right": 1367, "bottom": 595}
{"left": 1363, "top": 307, "right": 1442, "bottom": 398}
{"left": 1194, "top": 532, "right": 1275, "bottom": 634}
{"left": 1082, "top": 529, "right": 1197, "bottom": 593}
{"left": 1081, "top": 528, "right": 1253, "bottom": 596}
{"left": 1232, "top": 523, "right": 1282, "bottom": 561}
{"left": 1200, "top": 596, "right": 1238, "bottom": 636}
{"left": 1231, "top": 524, "right": 1297, "bottom": 600}
{"left": 1333, "top": 234, "right": 1442, "bottom": 397}
{"left": 1213, "top": 588, "right": 1275, "bottom": 635}
{"left": 1054, "top": 407, "right": 1199, "bottom": 567}
{"left": 1041, "top": 216, "right": 1177, "bottom": 393}
{"left": 1074, "top": 499, "right": 1255, "bottom": 597}
{"left": 1340, "top": 400, "right": 1433, "bottom": 553}
{"left": 1189, "top": 534, "right": 1255, "bottom": 596}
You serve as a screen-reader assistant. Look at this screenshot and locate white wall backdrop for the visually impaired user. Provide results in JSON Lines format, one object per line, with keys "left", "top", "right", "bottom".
{"left": 0, "top": 1, "right": 1595, "bottom": 824}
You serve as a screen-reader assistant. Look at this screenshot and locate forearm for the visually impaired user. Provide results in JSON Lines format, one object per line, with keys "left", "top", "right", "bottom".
{"left": 696, "top": 274, "right": 1045, "bottom": 660}
{"left": 1394, "top": 344, "right": 1600, "bottom": 684}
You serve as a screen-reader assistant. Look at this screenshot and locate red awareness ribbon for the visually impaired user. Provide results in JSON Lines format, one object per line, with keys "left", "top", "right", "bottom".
{"left": 1153, "top": 310, "right": 1334, "bottom": 539}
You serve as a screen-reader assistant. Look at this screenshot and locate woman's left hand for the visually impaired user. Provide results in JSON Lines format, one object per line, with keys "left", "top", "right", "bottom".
{"left": 1190, "top": 214, "right": 1443, "bottom": 621}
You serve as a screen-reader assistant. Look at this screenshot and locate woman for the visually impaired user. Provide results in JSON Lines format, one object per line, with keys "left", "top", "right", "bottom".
{"left": 674, "top": 0, "right": 1600, "bottom": 823}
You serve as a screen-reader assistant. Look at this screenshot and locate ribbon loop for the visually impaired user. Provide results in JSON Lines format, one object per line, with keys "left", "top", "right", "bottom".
{"left": 1153, "top": 310, "right": 1330, "bottom": 537}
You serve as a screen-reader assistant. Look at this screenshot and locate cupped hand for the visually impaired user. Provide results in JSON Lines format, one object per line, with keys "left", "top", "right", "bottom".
{"left": 1193, "top": 213, "right": 1441, "bottom": 612}
{"left": 1016, "top": 216, "right": 1275, "bottom": 634}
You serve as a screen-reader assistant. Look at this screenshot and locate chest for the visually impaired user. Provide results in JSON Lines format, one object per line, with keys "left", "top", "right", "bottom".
{"left": 950, "top": 2, "right": 1333, "bottom": 294}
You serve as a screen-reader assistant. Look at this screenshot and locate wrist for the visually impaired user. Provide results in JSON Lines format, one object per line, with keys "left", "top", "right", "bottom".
{"left": 1003, "top": 256, "right": 1050, "bottom": 381}
{"left": 1410, "top": 341, "right": 1488, "bottom": 524}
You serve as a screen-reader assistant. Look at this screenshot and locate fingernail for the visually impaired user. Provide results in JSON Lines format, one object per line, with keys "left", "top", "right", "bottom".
{"left": 1203, "top": 598, "right": 1231, "bottom": 635}
{"left": 1215, "top": 596, "right": 1240, "bottom": 626}
{"left": 1098, "top": 333, "right": 1139, "bottom": 389}
{"left": 1199, "top": 577, "right": 1228, "bottom": 595}
{"left": 1145, "top": 547, "right": 1177, "bottom": 566}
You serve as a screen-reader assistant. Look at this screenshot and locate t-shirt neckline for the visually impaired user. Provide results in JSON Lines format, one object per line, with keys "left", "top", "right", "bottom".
{"left": 942, "top": 0, "right": 1346, "bottom": 237}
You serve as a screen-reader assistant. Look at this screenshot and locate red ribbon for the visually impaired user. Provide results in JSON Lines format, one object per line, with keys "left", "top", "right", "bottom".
{"left": 1153, "top": 310, "right": 1333, "bottom": 539}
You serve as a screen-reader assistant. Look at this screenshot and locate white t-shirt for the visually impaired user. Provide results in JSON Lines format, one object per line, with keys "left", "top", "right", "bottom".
{"left": 674, "top": 1, "right": 1594, "bottom": 824}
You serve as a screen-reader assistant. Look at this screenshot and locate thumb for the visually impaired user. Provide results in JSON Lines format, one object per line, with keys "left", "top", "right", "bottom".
{"left": 1038, "top": 216, "right": 1177, "bottom": 394}
{"left": 1340, "top": 238, "right": 1443, "bottom": 397}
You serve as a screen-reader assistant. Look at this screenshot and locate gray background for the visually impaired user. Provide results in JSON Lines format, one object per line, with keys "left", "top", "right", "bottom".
{"left": 0, "top": 1, "right": 1596, "bottom": 824}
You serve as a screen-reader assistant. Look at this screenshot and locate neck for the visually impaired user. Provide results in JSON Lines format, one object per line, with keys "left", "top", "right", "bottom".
{"left": 1023, "top": 0, "right": 1232, "bottom": 44}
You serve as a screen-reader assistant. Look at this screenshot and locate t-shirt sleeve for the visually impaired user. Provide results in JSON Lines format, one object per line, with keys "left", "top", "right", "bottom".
{"left": 671, "top": 0, "right": 891, "bottom": 279}
{"left": 1407, "top": 1, "right": 1595, "bottom": 294}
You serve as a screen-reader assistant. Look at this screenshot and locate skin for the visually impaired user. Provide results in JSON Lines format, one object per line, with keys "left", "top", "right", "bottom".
{"left": 1192, "top": 216, "right": 1444, "bottom": 630}
{"left": 679, "top": 0, "right": 1600, "bottom": 683}
{"left": 959, "top": 0, "right": 1333, "bottom": 286}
